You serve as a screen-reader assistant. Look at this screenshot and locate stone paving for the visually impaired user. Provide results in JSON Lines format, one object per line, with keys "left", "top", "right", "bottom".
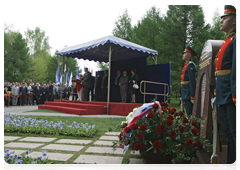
{"left": 4, "top": 132, "right": 143, "bottom": 164}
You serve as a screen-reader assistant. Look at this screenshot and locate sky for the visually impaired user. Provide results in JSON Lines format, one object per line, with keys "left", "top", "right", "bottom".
{"left": 2, "top": 0, "right": 231, "bottom": 73}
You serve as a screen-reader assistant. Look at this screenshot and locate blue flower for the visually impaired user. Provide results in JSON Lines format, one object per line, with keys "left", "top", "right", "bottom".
{"left": 15, "top": 160, "right": 22, "bottom": 164}
{"left": 42, "top": 151, "right": 47, "bottom": 157}
{"left": 9, "top": 155, "right": 14, "bottom": 159}
{"left": 85, "top": 123, "right": 88, "bottom": 126}
{"left": 6, "top": 158, "right": 12, "bottom": 163}
{"left": 10, "top": 150, "right": 15, "bottom": 154}
{"left": 25, "top": 150, "right": 29, "bottom": 155}
{"left": 68, "top": 125, "right": 72, "bottom": 129}
{"left": 17, "top": 155, "right": 22, "bottom": 160}
{"left": 4, "top": 149, "right": 9, "bottom": 153}
{"left": 38, "top": 156, "right": 42, "bottom": 160}
{"left": 4, "top": 163, "right": 9, "bottom": 168}
{"left": 92, "top": 125, "right": 95, "bottom": 129}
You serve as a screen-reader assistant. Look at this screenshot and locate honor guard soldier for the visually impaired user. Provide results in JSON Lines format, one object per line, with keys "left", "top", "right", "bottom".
{"left": 215, "top": 5, "right": 236, "bottom": 164}
{"left": 181, "top": 45, "right": 197, "bottom": 116}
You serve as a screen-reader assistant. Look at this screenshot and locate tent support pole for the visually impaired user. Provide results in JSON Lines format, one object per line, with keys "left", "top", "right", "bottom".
{"left": 107, "top": 46, "right": 112, "bottom": 115}
{"left": 60, "top": 56, "right": 65, "bottom": 102}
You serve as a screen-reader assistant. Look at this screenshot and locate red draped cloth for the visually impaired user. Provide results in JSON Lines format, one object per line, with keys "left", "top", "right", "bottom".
{"left": 76, "top": 78, "right": 83, "bottom": 92}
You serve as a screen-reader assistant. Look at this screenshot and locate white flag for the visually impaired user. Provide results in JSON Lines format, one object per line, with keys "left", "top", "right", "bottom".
{"left": 69, "top": 70, "right": 73, "bottom": 87}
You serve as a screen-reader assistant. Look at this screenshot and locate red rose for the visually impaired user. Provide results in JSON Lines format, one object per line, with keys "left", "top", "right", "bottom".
{"left": 167, "top": 115, "right": 174, "bottom": 120}
{"left": 186, "top": 138, "right": 193, "bottom": 146}
{"left": 137, "top": 133, "right": 143, "bottom": 140}
{"left": 153, "top": 140, "right": 162, "bottom": 149}
{"left": 152, "top": 102, "right": 159, "bottom": 108}
{"left": 170, "top": 107, "right": 176, "bottom": 114}
{"left": 140, "top": 143, "right": 145, "bottom": 149}
{"left": 157, "top": 125, "right": 162, "bottom": 134}
{"left": 193, "top": 140, "right": 201, "bottom": 147}
{"left": 183, "top": 117, "right": 189, "bottom": 123}
{"left": 131, "top": 123, "right": 138, "bottom": 130}
{"left": 179, "top": 126, "right": 185, "bottom": 132}
{"left": 162, "top": 108, "right": 167, "bottom": 113}
{"left": 134, "top": 143, "right": 141, "bottom": 151}
{"left": 161, "top": 102, "right": 168, "bottom": 107}
{"left": 124, "top": 127, "right": 131, "bottom": 133}
{"left": 177, "top": 145, "right": 183, "bottom": 151}
{"left": 147, "top": 112, "right": 154, "bottom": 119}
{"left": 160, "top": 125, "right": 166, "bottom": 132}
{"left": 191, "top": 127, "right": 198, "bottom": 135}
{"left": 170, "top": 131, "right": 177, "bottom": 138}
{"left": 119, "top": 132, "right": 123, "bottom": 141}
{"left": 166, "top": 119, "right": 173, "bottom": 126}
{"left": 178, "top": 111, "right": 184, "bottom": 116}
{"left": 139, "top": 124, "right": 147, "bottom": 131}
{"left": 191, "top": 120, "right": 197, "bottom": 126}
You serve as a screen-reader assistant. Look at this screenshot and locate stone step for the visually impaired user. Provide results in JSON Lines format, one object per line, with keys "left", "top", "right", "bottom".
{"left": 93, "top": 141, "right": 114, "bottom": 146}
{"left": 85, "top": 146, "right": 124, "bottom": 155}
{"left": 4, "top": 136, "right": 22, "bottom": 141}
{"left": 105, "top": 132, "right": 120, "bottom": 136}
{"left": 55, "top": 139, "right": 92, "bottom": 145}
{"left": 28, "top": 151, "right": 74, "bottom": 162}
{"left": 74, "top": 154, "right": 123, "bottom": 164}
{"left": 41, "top": 144, "right": 84, "bottom": 152}
{"left": 99, "top": 136, "right": 118, "bottom": 141}
{"left": 4, "top": 142, "right": 44, "bottom": 149}
{"left": 18, "top": 137, "right": 56, "bottom": 143}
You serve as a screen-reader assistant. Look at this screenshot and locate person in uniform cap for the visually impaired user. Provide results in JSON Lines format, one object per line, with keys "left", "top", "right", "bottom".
{"left": 181, "top": 45, "right": 197, "bottom": 116}
{"left": 215, "top": 5, "right": 236, "bottom": 164}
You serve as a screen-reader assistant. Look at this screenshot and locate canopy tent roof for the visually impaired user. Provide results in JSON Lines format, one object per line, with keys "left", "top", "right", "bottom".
{"left": 57, "top": 35, "right": 158, "bottom": 62}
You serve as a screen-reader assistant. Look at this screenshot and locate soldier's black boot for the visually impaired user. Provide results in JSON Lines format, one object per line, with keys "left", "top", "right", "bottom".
{"left": 227, "top": 141, "right": 236, "bottom": 164}
{"left": 233, "top": 144, "right": 238, "bottom": 170}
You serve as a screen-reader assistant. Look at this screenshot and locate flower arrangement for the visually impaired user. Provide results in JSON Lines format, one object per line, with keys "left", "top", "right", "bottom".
{"left": 115, "top": 102, "right": 211, "bottom": 163}
{"left": 4, "top": 113, "right": 97, "bottom": 137}
{"left": 4, "top": 149, "right": 50, "bottom": 164}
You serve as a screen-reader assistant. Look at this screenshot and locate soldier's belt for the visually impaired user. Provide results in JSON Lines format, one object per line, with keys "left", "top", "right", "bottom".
{"left": 181, "top": 81, "right": 190, "bottom": 85}
{"left": 215, "top": 70, "right": 231, "bottom": 77}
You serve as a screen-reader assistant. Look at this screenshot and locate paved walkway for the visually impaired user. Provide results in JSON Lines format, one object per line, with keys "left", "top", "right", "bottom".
{"left": 4, "top": 105, "right": 142, "bottom": 164}
{"left": 4, "top": 132, "right": 142, "bottom": 164}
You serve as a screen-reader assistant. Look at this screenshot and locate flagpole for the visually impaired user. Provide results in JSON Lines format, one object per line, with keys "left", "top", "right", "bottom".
{"left": 107, "top": 46, "right": 112, "bottom": 115}
{"left": 60, "top": 56, "right": 65, "bottom": 102}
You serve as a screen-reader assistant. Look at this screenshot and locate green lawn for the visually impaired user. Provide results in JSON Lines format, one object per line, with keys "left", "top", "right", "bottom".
{"left": 4, "top": 115, "right": 128, "bottom": 164}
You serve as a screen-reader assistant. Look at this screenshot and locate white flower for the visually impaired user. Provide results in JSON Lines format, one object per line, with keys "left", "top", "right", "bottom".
{"left": 121, "top": 121, "right": 127, "bottom": 125}
{"left": 133, "top": 108, "right": 138, "bottom": 114}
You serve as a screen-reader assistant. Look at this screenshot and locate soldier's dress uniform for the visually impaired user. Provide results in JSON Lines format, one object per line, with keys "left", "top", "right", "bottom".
{"left": 181, "top": 46, "right": 197, "bottom": 116}
{"left": 215, "top": 5, "right": 236, "bottom": 164}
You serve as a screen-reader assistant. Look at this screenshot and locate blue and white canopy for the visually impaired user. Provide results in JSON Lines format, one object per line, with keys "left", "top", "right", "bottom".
{"left": 57, "top": 35, "right": 158, "bottom": 62}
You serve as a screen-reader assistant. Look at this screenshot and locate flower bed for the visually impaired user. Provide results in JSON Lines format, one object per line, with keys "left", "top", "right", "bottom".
{"left": 114, "top": 101, "right": 211, "bottom": 163}
{"left": 4, "top": 113, "right": 97, "bottom": 137}
{"left": 4, "top": 149, "right": 51, "bottom": 164}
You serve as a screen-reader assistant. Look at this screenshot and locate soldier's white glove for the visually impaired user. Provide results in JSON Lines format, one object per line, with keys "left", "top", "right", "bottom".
{"left": 191, "top": 100, "right": 194, "bottom": 104}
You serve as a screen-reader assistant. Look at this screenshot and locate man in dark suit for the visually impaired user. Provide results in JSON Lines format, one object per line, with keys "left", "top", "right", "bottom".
{"left": 48, "top": 81, "right": 53, "bottom": 101}
{"left": 81, "top": 68, "right": 92, "bottom": 101}
{"left": 20, "top": 82, "right": 28, "bottom": 106}
{"left": 115, "top": 70, "right": 122, "bottom": 102}
{"left": 90, "top": 76, "right": 95, "bottom": 101}
{"left": 33, "top": 83, "right": 42, "bottom": 105}
{"left": 101, "top": 70, "right": 108, "bottom": 102}
{"left": 96, "top": 71, "right": 102, "bottom": 101}
{"left": 215, "top": 5, "right": 236, "bottom": 164}
{"left": 181, "top": 45, "right": 197, "bottom": 116}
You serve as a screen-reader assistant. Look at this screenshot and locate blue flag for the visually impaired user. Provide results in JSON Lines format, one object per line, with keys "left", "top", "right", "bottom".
{"left": 66, "top": 69, "right": 69, "bottom": 85}
{"left": 60, "top": 71, "right": 62, "bottom": 84}
{"left": 55, "top": 66, "right": 59, "bottom": 84}
{"left": 76, "top": 67, "right": 79, "bottom": 79}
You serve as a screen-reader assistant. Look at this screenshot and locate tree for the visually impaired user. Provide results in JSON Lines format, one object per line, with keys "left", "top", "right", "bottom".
{"left": 25, "top": 27, "right": 51, "bottom": 83}
{"left": 209, "top": 8, "right": 225, "bottom": 40}
{"left": 4, "top": 31, "right": 32, "bottom": 82}
{"left": 131, "top": 6, "right": 163, "bottom": 65}
{"left": 112, "top": 9, "right": 132, "bottom": 41}
{"left": 159, "top": 5, "right": 210, "bottom": 94}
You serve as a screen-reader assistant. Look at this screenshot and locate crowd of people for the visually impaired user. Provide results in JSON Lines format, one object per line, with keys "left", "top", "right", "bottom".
{"left": 4, "top": 67, "right": 139, "bottom": 107}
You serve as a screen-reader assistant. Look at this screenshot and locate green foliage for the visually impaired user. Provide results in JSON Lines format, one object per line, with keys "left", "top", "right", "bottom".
{"left": 112, "top": 9, "right": 132, "bottom": 41}
{"left": 4, "top": 31, "right": 32, "bottom": 82}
